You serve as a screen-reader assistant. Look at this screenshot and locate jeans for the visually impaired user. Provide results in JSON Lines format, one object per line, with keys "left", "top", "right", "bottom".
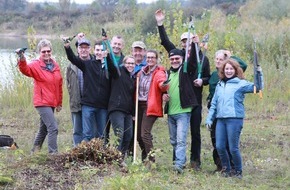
{"left": 168, "top": 112, "right": 191, "bottom": 168}
{"left": 71, "top": 111, "right": 82, "bottom": 147}
{"left": 109, "top": 111, "right": 133, "bottom": 155}
{"left": 34, "top": 107, "right": 58, "bottom": 153}
{"left": 216, "top": 118, "right": 243, "bottom": 173}
{"left": 82, "top": 105, "right": 108, "bottom": 141}
{"left": 190, "top": 105, "right": 202, "bottom": 165}
{"left": 211, "top": 118, "right": 235, "bottom": 170}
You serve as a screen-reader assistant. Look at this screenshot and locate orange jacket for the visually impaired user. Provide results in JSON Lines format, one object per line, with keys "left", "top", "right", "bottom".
{"left": 138, "top": 65, "right": 169, "bottom": 117}
{"left": 18, "top": 58, "right": 63, "bottom": 108}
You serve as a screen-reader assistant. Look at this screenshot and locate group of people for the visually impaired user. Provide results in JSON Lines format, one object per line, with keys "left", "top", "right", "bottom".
{"left": 16, "top": 9, "right": 263, "bottom": 179}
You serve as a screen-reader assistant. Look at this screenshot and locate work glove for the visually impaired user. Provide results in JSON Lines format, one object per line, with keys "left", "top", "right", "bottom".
{"left": 15, "top": 47, "right": 27, "bottom": 60}
{"left": 206, "top": 124, "right": 212, "bottom": 131}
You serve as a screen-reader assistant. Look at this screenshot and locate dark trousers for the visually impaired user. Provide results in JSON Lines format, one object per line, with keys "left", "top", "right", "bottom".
{"left": 137, "top": 101, "right": 157, "bottom": 162}
{"left": 109, "top": 111, "right": 133, "bottom": 155}
{"left": 190, "top": 105, "right": 202, "bottom": 165}
{"left": 128, "top": 121, "right": 135, "bottom": 156}
{"left": 104, "top": 119, "right": 110, "bottom": 145}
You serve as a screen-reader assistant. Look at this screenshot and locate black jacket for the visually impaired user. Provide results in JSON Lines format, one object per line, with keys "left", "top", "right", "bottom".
{"left": 164, "top": 41, "right": 199, "bottom": 113}
{"left": 117, "top": 53, "right": 125, "bottom": 66}
{"left": 158, "top": 25, "right": 211, "bottom": 104}
{"left": 108, "top": 65, "right": 135, "bottom": 115}
{"left": 65, "top": 47, "right": 111, "bottom": 109}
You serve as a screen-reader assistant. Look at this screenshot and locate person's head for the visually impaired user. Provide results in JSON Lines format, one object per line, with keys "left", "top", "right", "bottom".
{"left": 146, "top": 50, "right": 158, "bottom": 68}
{"left": 215, "top": 50, "right": 228, "bottom": 69}
{"left": 77, "top": 38, "right": 91, "bottom": 60}
{"left": 131, "top": 41, "right": 146, "bottom": 65}
{"left": 123, "top": 55, "right": 135, "bottom": 73}
{"left": 37, "top": 39, "right": 52, "bottom": 62}
{"left": 218, "top": 58, "right": 244, "bottom": 80}
{"left": 94, "top": 40, "right": 104, "bottom": 60}
{"left": 180, "top": 32, "right": 193, "bottom": 50}
{"left": 111, "top": 35, "right": 124, "bottom": 56}
{"left": 169, "top": 49, "right": 183, "bottom": 69}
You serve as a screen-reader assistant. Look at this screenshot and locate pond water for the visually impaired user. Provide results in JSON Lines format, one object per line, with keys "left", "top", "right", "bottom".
{"left": 0, "top": 36, "right": 29, "bottom": 87}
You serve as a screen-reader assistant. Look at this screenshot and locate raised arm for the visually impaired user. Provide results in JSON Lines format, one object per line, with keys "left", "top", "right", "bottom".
{"left": 155, "top": 9, "right": 177, "bottom": 53}
{"left": 64, "top": 43, "right": 85, "bottom": 71}
{"left": 106, "top": 52, "right": 120, "bottom": 78}
{"left": 187, "top": 41, "right": 198, "bottom": 73}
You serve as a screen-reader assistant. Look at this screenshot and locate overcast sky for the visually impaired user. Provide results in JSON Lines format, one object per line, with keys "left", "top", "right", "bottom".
{"left": 27, "top": 0, "right": 157, "bottom": 4}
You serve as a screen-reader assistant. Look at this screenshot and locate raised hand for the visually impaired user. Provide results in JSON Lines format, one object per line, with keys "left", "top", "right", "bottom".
{"left": 155, "top": 9, "right": 165, "bottom": 26}
{"left": 62, "top": 37, "right": 71, "bottom": 48}
{"left": 77, "top": 32, "right": 85, "bottom": 40}
{"left": 15, "top": 47, "right": 27, "bottom": 59}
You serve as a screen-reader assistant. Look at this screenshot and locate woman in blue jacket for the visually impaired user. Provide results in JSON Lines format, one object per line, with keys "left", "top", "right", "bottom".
{"left": 207, "top": 50, "right": 248, "bottom": 172}
{"left": 206, "top": 58, "right": 263, "bottom": 179}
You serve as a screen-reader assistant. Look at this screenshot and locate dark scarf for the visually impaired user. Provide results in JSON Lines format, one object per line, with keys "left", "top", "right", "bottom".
{"left": 41, "top": 61, "right": 55, "bottom": 72}
{"left": 222, "top": 76, "right": 236, "bottom": 83}
{"left": 170, "top": 65, "right": 182, "bottom": 73}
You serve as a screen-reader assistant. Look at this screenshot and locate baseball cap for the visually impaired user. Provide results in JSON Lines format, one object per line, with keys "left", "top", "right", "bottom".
{"left": 180, "top": 32, "right": 194, "bottom": 41}
{"left": 132, "top": 41, "right": 146, "bottom": 49}
{"left": 169, "top": 49, "right": 183, "bottom": 57}
{"left": 78, "top": 38, "right": 90, "bottom": 46}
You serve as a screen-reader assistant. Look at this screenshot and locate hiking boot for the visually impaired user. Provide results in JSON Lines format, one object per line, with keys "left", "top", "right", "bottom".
{"left": 220, "top": 167, "right": 231, "bottom": 178}
{"left": 233, "top": 171, "right": 243, "bottom": 179}
{"left": 30, "top": 145, "right": 41, "bottom": 155}
{"left": 213, "top": 165, "right": 222, "bottom": 173}
{"left": 173, "top": 166, "right": 183, "bottom": 174}
{"left": 144, "top": 160, "right": 155, "bottom": 170}
{"left": 190, "top": 161, "right": 201, "bottom": 171}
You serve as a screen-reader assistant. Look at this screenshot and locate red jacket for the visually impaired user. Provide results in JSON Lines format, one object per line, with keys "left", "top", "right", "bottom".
{"left": 18, "top": 58, "right": 63, "bottom": 108}
{"left": 139, "top": 65, "right": 169, "bottom": 117}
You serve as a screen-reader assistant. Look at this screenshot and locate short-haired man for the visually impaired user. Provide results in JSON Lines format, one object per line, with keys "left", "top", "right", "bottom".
{"left": 128, "top": 40, "right": 147, "bottom": 156}
{"left": 163, "top": 45, "right": 199, "bottom": 173}
{"left": 64, "top": 38, "right": 112, "bottom": 142}
{"left": 131, "top": 41, "right": 147, "bottom": 75}
{"left": 66, "top": 33, "right": 93, "bottom": 146}
{"left": 155, "top": 9, "right": 211, "bottom": 170}
{"left": 111, "top": 35, "right": 125, "bottom": 65}
{"left": 105, "top": 35, "right": 126, "bottom": 144}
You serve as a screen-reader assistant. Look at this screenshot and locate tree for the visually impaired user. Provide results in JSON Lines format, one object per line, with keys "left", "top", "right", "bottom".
{"left": 59, "top": 0, "right": 71, "bottom": 12}
{"left": 0, "top": 0, "right": 27, "bottom": 12}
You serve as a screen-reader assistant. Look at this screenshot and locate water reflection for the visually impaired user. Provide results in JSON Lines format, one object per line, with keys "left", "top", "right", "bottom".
{"left": 0, "top": 49, "right": 17, "bottom": 87}
{"left": 0, "top": 36, "right": 28, "bottom": 88}
{"left": 0, "top": 36, "right": 28, "bottom": 49}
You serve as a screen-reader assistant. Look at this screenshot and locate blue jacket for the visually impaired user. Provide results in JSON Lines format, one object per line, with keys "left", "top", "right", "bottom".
{"left": 206, "top": 77, "right": 262, "bottom": 125}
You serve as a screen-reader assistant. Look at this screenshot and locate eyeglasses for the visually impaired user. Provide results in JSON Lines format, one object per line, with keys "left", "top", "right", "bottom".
{"left": 147, "top": 56, "right": 156, "bottom": 60}
{"left": 125, "top": 62, "right": 135, "bottom": 65}
{"left": 79, "top": 46, "right": 90, "bottom": 50}
{"left": 170, "top": 57, "right": 180, "bottom": 61}
{"left": 41, "top": 50, "right": 51, "bottom": 54}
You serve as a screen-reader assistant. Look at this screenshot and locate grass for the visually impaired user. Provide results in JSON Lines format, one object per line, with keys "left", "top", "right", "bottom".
{"left": 0, "top": 93, "right": 289, "bottom": 189}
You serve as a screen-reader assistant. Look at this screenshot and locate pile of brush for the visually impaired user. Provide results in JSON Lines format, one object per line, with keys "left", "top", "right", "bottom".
{"left": 64, "top": 138, "right": 122, "bottom": 165}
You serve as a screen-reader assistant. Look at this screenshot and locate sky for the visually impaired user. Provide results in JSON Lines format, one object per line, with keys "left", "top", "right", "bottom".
{"left": 27, "top": 0, "right": 157, "bottom": 4}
